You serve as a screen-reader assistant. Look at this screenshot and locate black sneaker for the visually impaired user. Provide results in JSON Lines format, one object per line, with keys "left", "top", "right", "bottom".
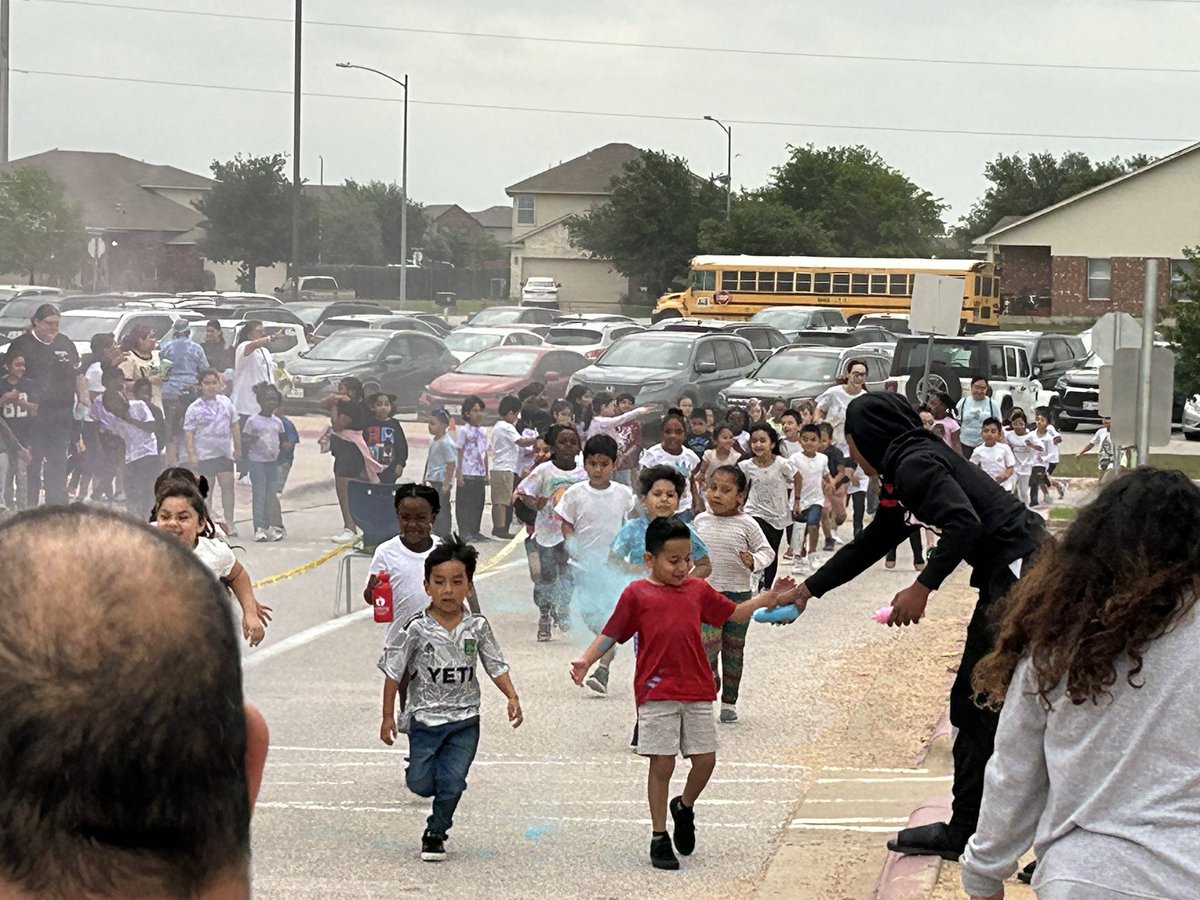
{"left": 585, "top": 664, "right": 609, "bottom": 694}
{"left": 536, "top": 613, "right": 552, "bottom": 642}
{"left": 823, "top": 537, "right": 836, "bottom": 551}
{"left": 649, "top": 832, "right": 679, "bottom": 870}
{"left": 421, "top": 829, "right": 446, "bottom": 862}
{"left": 555, "top": 614, "right": 572, "bottom": 633}
{"left": 669, "top": 796, "right": 696, "bottom": 856}
{"left": 1017, "top": 860, "right": 1037, "bottom": 884}
{"left": 886, "top": 821, "right": 968, "bottom": 861}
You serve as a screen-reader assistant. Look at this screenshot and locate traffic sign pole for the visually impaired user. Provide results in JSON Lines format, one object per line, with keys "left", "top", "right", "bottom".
{"left": 1136, "top": 260, "right": 1159, "bottom": 466}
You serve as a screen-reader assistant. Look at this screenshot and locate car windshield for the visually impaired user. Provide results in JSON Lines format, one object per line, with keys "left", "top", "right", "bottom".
{"left": 286, "top": 303, "right": 330, "bottom": 326}
{"left": 469, "top": 309, "right": 523, "bottom": 326}
{"left": 189, "top": 324, "right": 235, "bottom": 345}
{"left": 792, "top": 331, "right": 857, "bottom": 347}
{"left": 891, "top": 339, "right": 979, "bottom": 377}
{"left": 749, "top": 308, "right": 816, "bottom": 329}
{"left": 58, "top": 315, "right": 122, "bottom": 341}
{"left": 597, "top": 337, "right": 691, "bottom": 369}
{"left": 0, "top": 297, "right": 55, "bottom": 321}
{"left": 753, "top": 353, "right": 840, "bottom": 382}
{"left": 455, "top": 349, "right": 539, "bottom": 377}
{"left": 303, "top": 331, "right": 386, "bottom": 361}
{"left": 314, "top": 319, "right": 367, "bottom": 338}
{"left": 545, "top": 328, "right": 603, "bottom": 346}
{"left": 446, "top": 332, "right": 504, "bottom": 353}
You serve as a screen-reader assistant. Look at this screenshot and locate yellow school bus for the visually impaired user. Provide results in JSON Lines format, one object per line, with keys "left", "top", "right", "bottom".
{"left": 652, "top": 255, "right": 1000, "bottom": 326}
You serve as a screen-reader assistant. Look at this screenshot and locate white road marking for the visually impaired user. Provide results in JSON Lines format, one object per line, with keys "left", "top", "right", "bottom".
{"left": 787, "top": 823, "right": 900, "bottom": 833}
{"left": 815, "top": 776, "right": 952, "bottom": 784}
{"left": 789, "top": 817, "right": 909, "bottom": 824}
{"left": 819, "top": 765, "right": 929, "bottom": 774}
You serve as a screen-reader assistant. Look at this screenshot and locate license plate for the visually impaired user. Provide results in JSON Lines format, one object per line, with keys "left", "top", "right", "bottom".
{"left": 1082, "top": 400, "right": 1099, "bottom": 411}
{"left": 284, "top": 386, "right": 304, "bottom": 399}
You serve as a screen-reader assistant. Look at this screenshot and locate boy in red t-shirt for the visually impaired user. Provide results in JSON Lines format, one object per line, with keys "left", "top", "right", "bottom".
{"left": 570, "top": 515, "right": 803, "bottom": 870}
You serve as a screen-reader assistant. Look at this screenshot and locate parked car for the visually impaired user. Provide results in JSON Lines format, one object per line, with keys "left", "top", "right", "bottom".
{"left": 1182, "top": 395, "right": 1200, "bottom": 441}
{"left": 57, "top": 293, "right": 175, "bottom": 312}
{"left": 442, "top": 326, "right": 544, "bottom": 363}
{"left": 206, "top": 305, "right": 306, "bottom": 328}
{"left": 568, "top": 331, "right": 758, "bottom": 409}
{"left": 996, "top": 332, "right": 1088, "bottom": 389}
{"left": 188, "top": 320, "right": 310, "bottom": 372}
{"left": 0, "top": 285, "right": 62, "bottom": 307}
{"left": 1055, "top": 351, "right": 1187, "bottom": 431}
{"left": 889, "top": 333, "right": 1059, "bottom": 419}
{"left": 276, "top": 276, "right": 355, "bottom": 301}
{"left": 281, "top": 329, "right": 455, "bottom": 412}
{"left": 790, "top": 326, "right": 897, "bottom": 347}
{"left": 0, "top": 294, "right": 77, "bottom": 343}
{"left": 57, "top": 308, "right": 205, "bottom": 356}
{"left": 855, "top": 313, "right": 911, "bottom": 334}
{"left": 747, "top": 306, "right": 847, "bottom": 337}
{"left": 719, "top": 345, "right": 895, "bottom": 411}
{"left": 178, "top": 292, "right": 284, "bottom": 308}
{"left": 650, "top": 319, "right": 790, "bottom": 363}
{"left": 553, "top": 313, "right": 637, "bottom": 325}
{"left": 284, "top": 300, "right": 391, "bottom": 330}
{"left": 519, "top": 276, "right": 561, "bottom": 310}
{"left": 465, "top": 305, "right": 557, "bottom": 327}
{"left": 420, "top": 346, "right": 589, "bottom": 422}
{"left": 541, "top": 322, "right": 645, "bottom": 361}
{"left": 312, "top": 314, "right": 445, "bottom": 341}
{"left": 408, "top": 313, "right": 454, "bottom": 337}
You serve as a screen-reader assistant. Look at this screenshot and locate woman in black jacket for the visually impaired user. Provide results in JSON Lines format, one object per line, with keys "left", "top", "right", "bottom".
{"left": 795, "top": 392, "right": 1046, "bottom": 861}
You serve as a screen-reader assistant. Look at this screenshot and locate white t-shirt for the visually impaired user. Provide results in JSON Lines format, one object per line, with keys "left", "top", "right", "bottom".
{"left": 790, "top": 451, "right": 829, "bottom": 511}
{"left": 780, "top": 438, "right": 802, "bottom": 459}
{"left": 1004, "top": 430, "right": 1044, "bottom": 477}
{"left": 739, "top": 456, "right": 794, "bottom": 530}
{"left": 231, "top": 342, "right": 274, "bottom": 417}
{"left": 490, "top": 420, "right": 521, "bottom": 474}
{"left": 639, "top": 444, "right": 701, "bottom": 513}
{"left": 1033, "top": 426, "right": 1061, "bottom": 465}
{"left": 555, "top": 480, "right": 636, "bottom": 559}
{"left": 194, "top": 536, "right": 237, "bottom": 580}
{"left": 971, "top": 443, "right": 1017, "bottom": 490}
{"left": 816, "top": 385, "right": 864, "bottom": 450}
{"left": 369, "top": 535, "right": 443, "bottom": 628}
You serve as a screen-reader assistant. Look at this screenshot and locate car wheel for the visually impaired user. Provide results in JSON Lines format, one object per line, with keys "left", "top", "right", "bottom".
{"left": 1186, "top": 431, "right": 1200, "bottom": 442}
{"left": 901, "top": 364, "right": 962, "bottom": 405}
{"left": 1048, "top": 400, "right": 1063, "bottom": 430}
{"left": 1057, "top": 419, "right": 1078, "bottom": 432}
{"left": 1000, "top": 396, "right": 1013, "bottom": 421}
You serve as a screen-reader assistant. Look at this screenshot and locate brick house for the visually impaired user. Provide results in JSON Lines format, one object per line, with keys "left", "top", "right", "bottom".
{"left": 424, "top": 203, "right": 487, "bottom": 239}
{"left": 976, "top": 141, "right": 1200, "bottom": 318}
{"left": 505, "top": 142, "right": 640, "bottom": 310}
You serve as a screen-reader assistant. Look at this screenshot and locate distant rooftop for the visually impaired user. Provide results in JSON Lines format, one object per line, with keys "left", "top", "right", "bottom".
{"left": 506, "top": 143, "right": 642, "bottom": 196}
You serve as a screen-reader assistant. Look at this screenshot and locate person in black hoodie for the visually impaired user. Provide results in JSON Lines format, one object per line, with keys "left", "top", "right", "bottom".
{"left": 794, "top": 392, "right": 1046, "bottom": 861}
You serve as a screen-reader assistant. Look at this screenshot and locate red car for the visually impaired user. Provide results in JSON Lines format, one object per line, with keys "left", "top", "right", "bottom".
{"left": 419, "top": 346, "right": 590, "bottom": 421}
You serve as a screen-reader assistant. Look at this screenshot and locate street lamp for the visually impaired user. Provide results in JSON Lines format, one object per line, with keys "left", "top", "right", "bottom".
{"left": 703, "top": 115, "right": 732, "bottom": 221}
{"left": 336, "top": 62, "right": 409, "bottom": 304}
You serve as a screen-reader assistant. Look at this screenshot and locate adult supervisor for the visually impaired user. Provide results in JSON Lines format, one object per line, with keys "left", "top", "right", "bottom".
{"left": 5, "top": 304, "right": 79, "bottom": 506}
{"left": 794, "top": 392, "right": 1045, "bottom": 860}
{"left": 0, "top": 506, "right": 269, "bottom": 899}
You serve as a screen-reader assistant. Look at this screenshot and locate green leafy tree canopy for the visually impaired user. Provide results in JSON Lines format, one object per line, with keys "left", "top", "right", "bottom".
{"left": 315, "top": 188, "right": 384, "bottom": 266}
{"left": 194, "top": 154, "right": 292, "bottom": 291}
{"left": 566, "top": 150, "right": 725, "bottom": 297}
{"left": 0, "top": 166, "right": 86, "bottom": 285}
{"left": 345, "top": 180, "right": 426, "bottom": 265}
{"left": 698, "top": 194, "right": 834, "bottom": 257}
{"left": 1163, "top": 248, "right": 1200, "bottom": 399}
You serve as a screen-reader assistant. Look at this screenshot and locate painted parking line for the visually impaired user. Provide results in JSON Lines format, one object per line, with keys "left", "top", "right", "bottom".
{"left": 814, "top": 775, "right": 952, "bottom": 784}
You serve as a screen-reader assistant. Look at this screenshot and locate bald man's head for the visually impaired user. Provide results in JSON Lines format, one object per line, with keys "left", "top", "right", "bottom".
{"left": 0, "top": 507, "right": 253, "bottom": 899}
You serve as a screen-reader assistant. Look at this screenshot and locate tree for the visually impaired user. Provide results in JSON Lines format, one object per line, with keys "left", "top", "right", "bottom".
{"left": 427, "top": 227, "right": 505, "bottom": 271}
{"left": 566, "top": 150, "right": 725, "bottom": 297}
{"left": 0, "top": 166, "right": 86, "bottom": 284}
{"left": 698, "top": 194, "right": 834, "bottom": 257}
{"left": 344, "top": 180, "right": 426, "bottom": 264}
{"left": 194, "top": 154, "right": 292, "bottom": 291}
{"left": 315, "top": 189, "right": 384, "bottom": 265}
{"left": 952, "top": 151, "right": 1152, "bottom": 250}
{"left": 1163, "top": 248, "right": 1200, "bottom": 399}
{"left": 765, "top": 145, "right": 946, "bottom": 257}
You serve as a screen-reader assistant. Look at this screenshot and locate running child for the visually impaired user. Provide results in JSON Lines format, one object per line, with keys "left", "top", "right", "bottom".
{"left": 268, "top": 401, "right": 299, "bottom": 538}
{"left": 556, "top": 434, "right": 636, "bottom": 694}
{"left": 455, "top": 396, "right": 489, "bottom": 542}
{"left": 693, "top": 424, "right": 739, "bottom": 495}
{"left": 684, "top": 408, "right": 711, "bottom": 457}
{"left": 549, "top": 399, "right": 574, "bottom": 427}
{"left": 613, "top": 392, "right": 643, "bottom": 486}
{"left": 789, "top": 423, "right": 831, "bottom": 574}
{"left": 584, "top": 391, "right": 655, "bottom": 443}
{"left": 693, "top": 465, "right": 774, "bottom": 724}
{"left": 611, "top": 465, "right": 712, "bottom": 581}
{"left": 184, "top": 368, "right": 241, "bottom": 536}
{"left": 239, "top": 383, "right": 286, "bottom": 542}
{"left": 1029, "top": 406, "right": 1064, "bottom": 506}
{"left": 379, "top": 537, "right": 522, "bottom": 863}
{"left": 570, "top": 516, "right": 801, "bottom": 870}
{"left": 423, "top": 408, "right": 458, "bottom": 540}
{"left": 739, "top": 423, "right": 801, "bottom": 591}
{"left": 970, "top": 418, "right": 1016, "bottom": 490}
{"left": 1004, "top": 410, "right": 1044, "bottom": 506}
{"left": 364, "top": 391, "right": 409, "bottom": 484}
{"left": 321, "top": 377, "right": 380, "bottom": 544}
{"left": 818, "top": 422, "right": 850, "bottom": 551}
{"left": 1076, "top": 415, "right": 1116, "bottom": 485}
{"left": 488, "top": 395, "right": 527, "bottom": 540}
{"left": 515, "top": 423, "right": 587, "bottom": 640}
{"left": 639, "top": 412, "right": 701, "bottom": 522}
{"left": 726, "top": 408, "right": 750, "bottom": 455}
{"left": 778, "top": 409, "right": 803, "bottom": 561}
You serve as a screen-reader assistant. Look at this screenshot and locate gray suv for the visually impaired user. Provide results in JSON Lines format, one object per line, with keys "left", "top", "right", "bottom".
{"left": 567, "top": 331, "right": 758, "bottom": 408}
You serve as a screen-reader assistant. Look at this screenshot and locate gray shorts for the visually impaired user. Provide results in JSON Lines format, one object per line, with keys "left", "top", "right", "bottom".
{"left": 636, "top": 700, "right": 717, "bottom": 757}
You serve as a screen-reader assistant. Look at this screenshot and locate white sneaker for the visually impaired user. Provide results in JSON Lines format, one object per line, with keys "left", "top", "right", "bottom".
{"left": 268, "top": 526, "right": 285, "bottom": 542}
{"left": 237, "top": 474, "right": 251, "bottom": 487}
{"left": 254, "top": 528, "right": 269, "bottom": 542}
{"left": 330, "top": 528, "right": 357, "bottom": 544}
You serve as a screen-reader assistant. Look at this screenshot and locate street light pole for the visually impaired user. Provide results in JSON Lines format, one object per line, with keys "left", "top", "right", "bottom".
{"left": 336, "top": 62, "right": 409, "bottom": 304}
{"left": 704, "top": 115, "right": 732, "bottom": 221}
{"left": 290, "top": 0, "right": 302, "bottom": 302}
{"left": 1, "top": 0, "right": 11, "bottom": 165}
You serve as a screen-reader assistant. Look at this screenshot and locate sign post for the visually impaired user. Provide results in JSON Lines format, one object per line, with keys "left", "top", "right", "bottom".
{"left": 909, "top": 274, "right": 966, "bottom": 401}
{"left": 87, "top": 236, "right": 106, "bottom": 293}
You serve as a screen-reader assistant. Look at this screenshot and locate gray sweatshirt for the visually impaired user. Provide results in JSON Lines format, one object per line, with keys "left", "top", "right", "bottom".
{"left": 961, "top": 606, "right": 1200, "bottom": 899}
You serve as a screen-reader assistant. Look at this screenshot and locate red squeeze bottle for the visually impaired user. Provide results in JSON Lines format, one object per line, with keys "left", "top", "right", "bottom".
{"left": 372, "top": 573, "right": 394, "bottom": 623}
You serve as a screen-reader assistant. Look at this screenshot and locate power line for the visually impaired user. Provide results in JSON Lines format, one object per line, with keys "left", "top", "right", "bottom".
{"left": 14, "top": 67, "right": 1196, "bottom": 144}
{"left": 26, "top": 0, "right": 1200, "bottom": 76}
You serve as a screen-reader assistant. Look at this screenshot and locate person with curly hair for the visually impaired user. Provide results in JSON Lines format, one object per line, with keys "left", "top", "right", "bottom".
{"left": 960, "top": 468, "right": 1200, "bottom": 900}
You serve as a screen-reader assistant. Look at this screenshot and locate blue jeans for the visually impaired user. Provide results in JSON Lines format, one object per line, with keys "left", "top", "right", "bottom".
{"left": 406, "top": 716, "right": 481, "bottom": 835}
{"left": 246, "top": 460, "right": 277, "bottom": 530}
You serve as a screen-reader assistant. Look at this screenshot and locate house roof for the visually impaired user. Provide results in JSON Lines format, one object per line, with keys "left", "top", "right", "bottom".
{"left": 506, "top": 143, "right": 642, "bottom": 196}
{"left": 469, "top": 205, "right": 511, "bottom": 229}
{"left": 977, "top": 142, "right": 1200, "bottom": 244}
{"left": 0, "top": 150, "right": 212, "bottom": 233}
{"left": 423, "top": 203, "right": 462, "bottom": 222}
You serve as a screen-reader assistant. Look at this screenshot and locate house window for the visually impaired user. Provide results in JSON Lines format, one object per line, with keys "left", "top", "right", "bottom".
{"left": 1087, "top": 258, "right": 1111, "bottom": 301}
{"left": 516, "top": 195, "right": 535, "bottom": 226}
{"left": 1170, "top": 258, "right": 1195, "bottom": 301}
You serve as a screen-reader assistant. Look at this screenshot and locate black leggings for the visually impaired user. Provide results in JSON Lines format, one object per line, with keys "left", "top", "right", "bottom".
{"left": 851, "top": 491, "right": 866, "bottom": 537}
{"left": 752, "top": 517, "right": 784, "bottom": 590}
{"left": 885, "top": 531, "right": 925, "bottom": 565}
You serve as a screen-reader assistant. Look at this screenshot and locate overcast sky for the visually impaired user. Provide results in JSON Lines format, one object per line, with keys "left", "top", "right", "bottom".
{"left": 9, "top": 0, "right": 1199, "bottom": 226}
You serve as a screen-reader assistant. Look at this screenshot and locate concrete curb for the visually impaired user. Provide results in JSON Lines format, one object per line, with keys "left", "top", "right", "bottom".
{"left": 872, "top": 790, "right": 954, "bottom": 900}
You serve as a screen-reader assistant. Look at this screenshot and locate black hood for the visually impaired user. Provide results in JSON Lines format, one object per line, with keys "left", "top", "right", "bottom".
{"left": 844, "top": 392, "right": 936, "bottom": 474}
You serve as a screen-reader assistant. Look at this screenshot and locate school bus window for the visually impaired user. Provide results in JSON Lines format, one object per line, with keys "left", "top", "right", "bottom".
{"left": 851, "top": 274, "right": 869, "bottom": 295}
{"left": 870, "top": 274, "right": 888, "bottom": 294}
{"left": 975, "top": 275, "right": 982, "bottom": 296}
{"left": 776, "top": 272, "right": 794, "bottom": 292}
{"left": 889, "top": 274, "right": 908, "bottom": 295}
{"left": 738, "top": 271, "right": 757, "bottom": 292}
{"left": 814, "top": 273, "right": 832, "bottom": 294}
{"left": 758, "top": 272, "right": 776, "bottom": 292}
{"left": 993, "top": 279, "right": 1000, "bottom": 298}
{"left": 832, "top": 273, "right": 850, "bottom": 294}
{"left": 721, "top": 271, "right": 738, "bottom": 291}
{"left": 796, "top": 273, "right": 812, "bottom": 292}
{"left": 690, "top": 269, "right": 715, "bottom": 291}
{"left": 982, "top": 276, "right": 993, "bottom": 297}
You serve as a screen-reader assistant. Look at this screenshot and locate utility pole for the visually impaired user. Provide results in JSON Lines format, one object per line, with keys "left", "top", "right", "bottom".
{"left": 290, "top": 0, "right": 302, "bottom": 302}
{"left": 703, "top": 115, "right": 732, "bottom": 220}
{"left": 1, "top": 0, "right": 11, "bottom": 165}
{"left": 1135, "top": 259, "right": 1159, "bottom": 466}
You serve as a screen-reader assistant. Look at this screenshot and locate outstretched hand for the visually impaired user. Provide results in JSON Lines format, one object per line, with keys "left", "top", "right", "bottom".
{"left": 568, "top": 658, "right": 590, "bottom": 686}
{"left": 887, "top": 582, "right": 931, "bottom": 626}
